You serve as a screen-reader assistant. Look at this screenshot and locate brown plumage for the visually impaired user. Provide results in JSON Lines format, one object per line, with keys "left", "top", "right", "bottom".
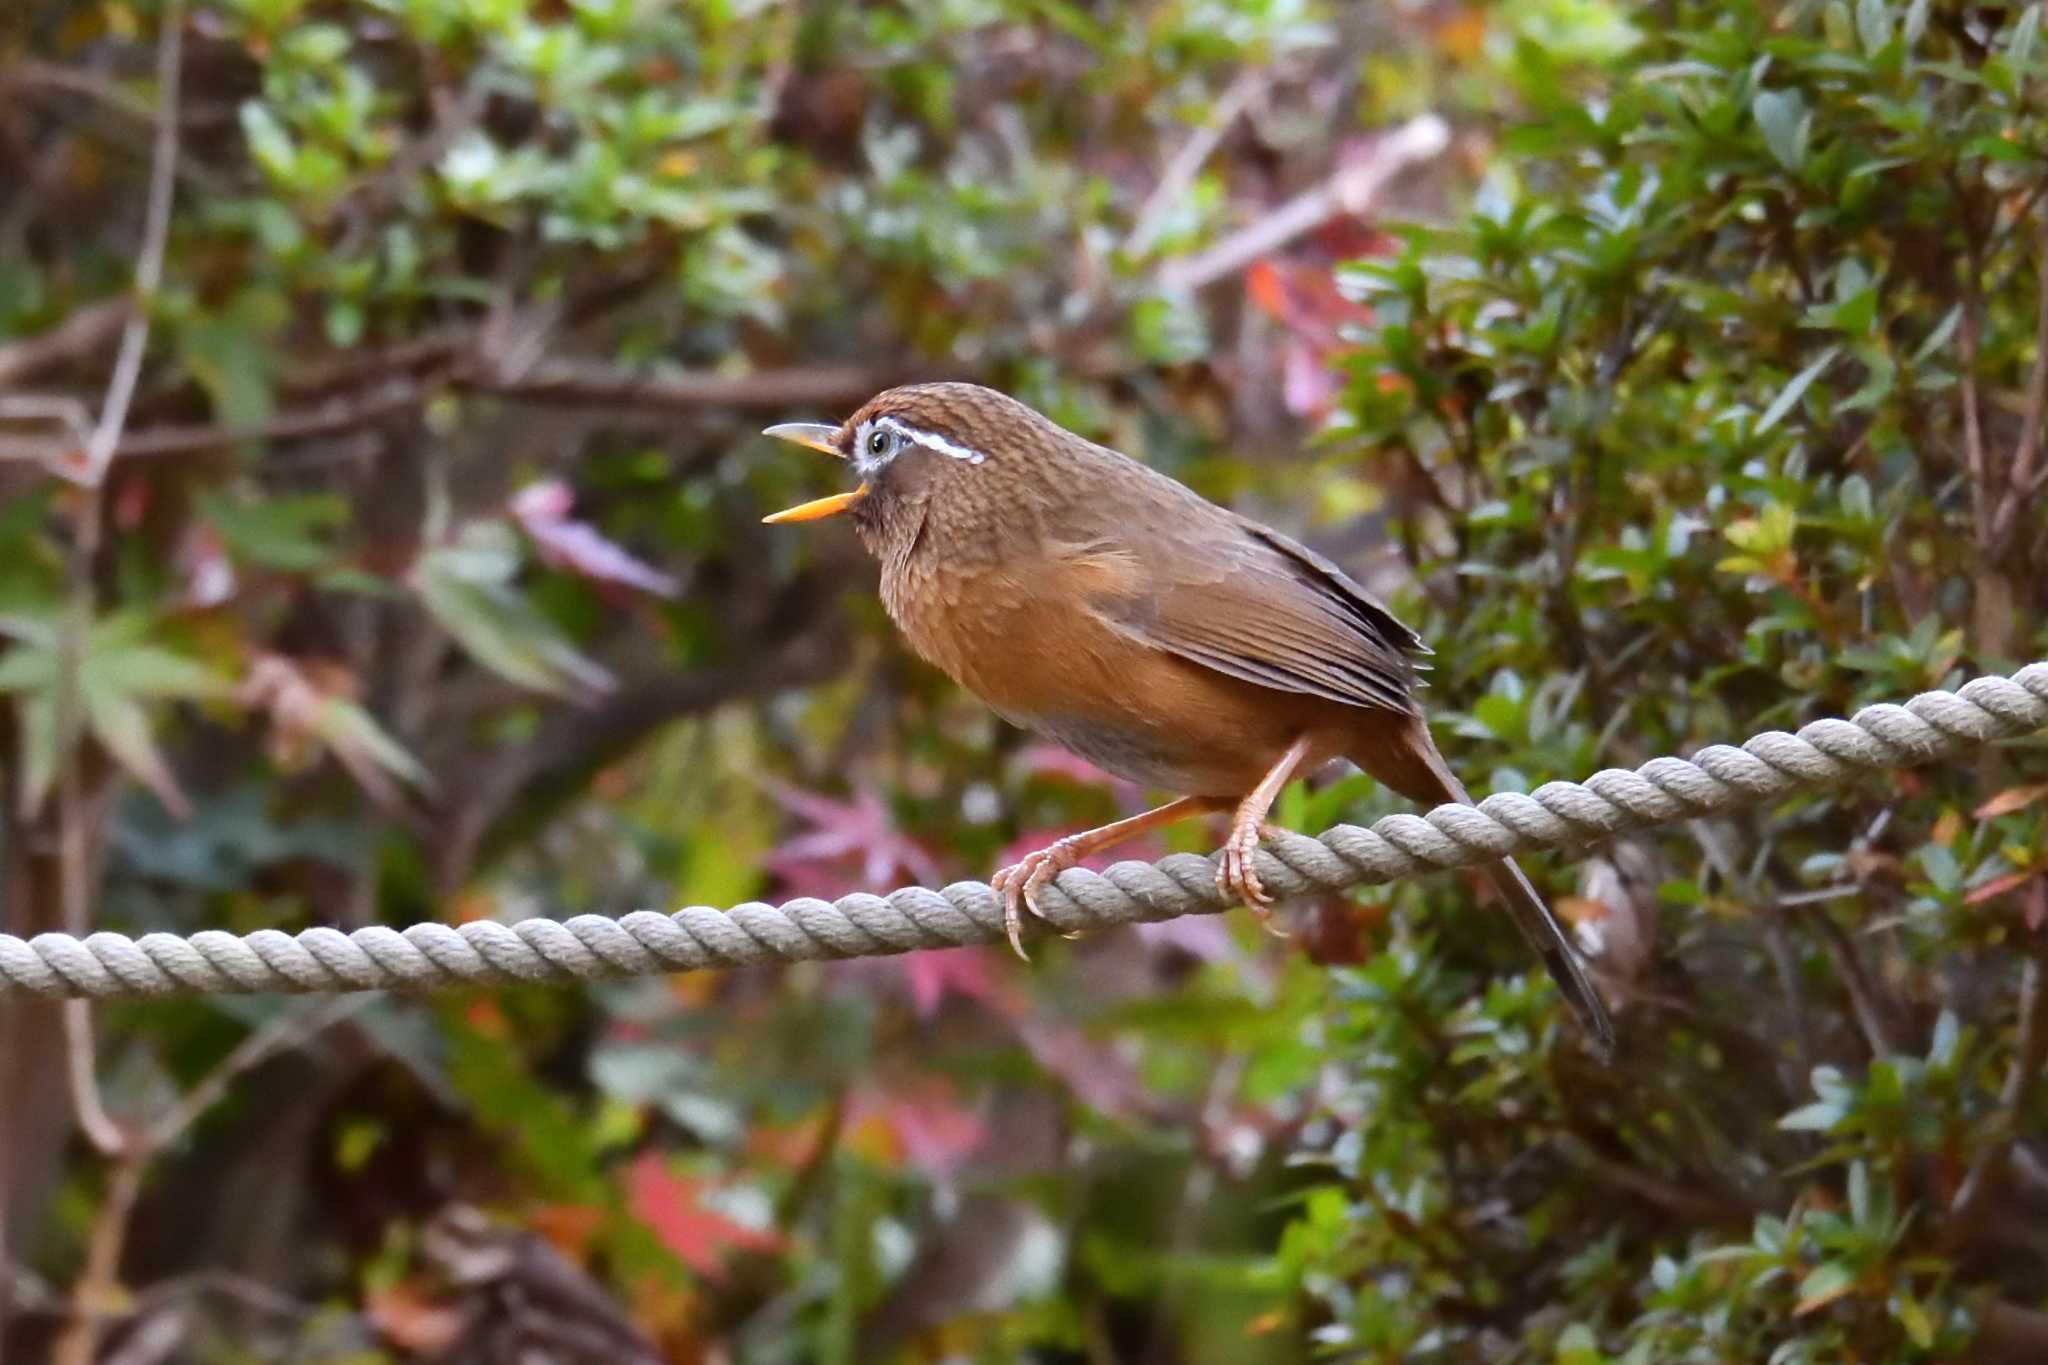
{"left": 763, "top": 382, "right": 1614, "bottom": 1058}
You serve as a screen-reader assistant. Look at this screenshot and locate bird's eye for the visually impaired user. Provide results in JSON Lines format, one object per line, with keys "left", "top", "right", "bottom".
{"left": 866, "top": 429, "right": 893, "bottom": 458}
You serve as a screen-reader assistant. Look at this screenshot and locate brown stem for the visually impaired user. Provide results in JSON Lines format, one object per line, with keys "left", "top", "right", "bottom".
{"left": 1990, "top": 215, "right": 2048, "bottom": 552}
{"left": 1958, "top": 274, "right": 1994, "bottom": 546}
{"left": 1798, "top": 904, "right": 1901, "bottom": 1058}
{"left": 0, "top": 300, "right": 132, "bottom": 390}
{"left": 50, "top": 1153, "right": 147, "bottom": 1365}
{"left": 1949, "top": 933, "right": 2048, "bottom": 1241}
{"left": 78, "top": 0, "right": 183, "bottom": 490}
{"left": 1153, "top": 114, "right": 1449, "bottom": 294}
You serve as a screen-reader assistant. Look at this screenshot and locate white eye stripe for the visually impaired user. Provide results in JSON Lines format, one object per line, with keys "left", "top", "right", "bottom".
{"left": 871, "top": 416, "right": 988, "bottom": 466}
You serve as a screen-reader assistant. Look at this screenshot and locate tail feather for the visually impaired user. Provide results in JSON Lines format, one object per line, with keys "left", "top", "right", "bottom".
{"left": 1481, "top": 857, "right": 1616, "bottom": 1062}
{"left": 1351, "top": 716, "right": 1617, "bottom": 1061}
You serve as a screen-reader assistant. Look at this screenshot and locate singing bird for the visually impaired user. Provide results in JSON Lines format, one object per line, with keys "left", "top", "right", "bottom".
{"left": 762, "top": 382, "right": 1612, "bottom": 1056}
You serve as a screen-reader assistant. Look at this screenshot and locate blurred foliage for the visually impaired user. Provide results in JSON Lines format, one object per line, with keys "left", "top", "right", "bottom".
{"left": 1, "top": 0, "right": 2046, "bottom": 1362}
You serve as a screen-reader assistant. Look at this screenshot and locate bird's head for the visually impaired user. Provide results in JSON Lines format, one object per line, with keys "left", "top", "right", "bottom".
{"left": 761, "top": 382, "right": 1070, "bottom": 553}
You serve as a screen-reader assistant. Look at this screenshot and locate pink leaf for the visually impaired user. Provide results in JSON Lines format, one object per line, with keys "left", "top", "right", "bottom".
{"left": 625, "top": 1154, "right": 781, "bottom": 1280}
{"left": 850, "top": 1079, "right": 986, "bottom": 1177}
{"left": 760, "top": 779, "right": 943, "bottom": 895}
{"left": 899, "top": 946, "right": 1009, "bottom": 1019}
{"left": 1282, "top": 340, "right": 1343, "bottom": 418}
{"left": 510, "top": 480, "right": 679, "bottom": 598}
{"left": 1133, "top": 914, "right": 1239, "bottom": 963}
{"left": 1017, "top": 1019, "right": 1147, "bottom": 1120}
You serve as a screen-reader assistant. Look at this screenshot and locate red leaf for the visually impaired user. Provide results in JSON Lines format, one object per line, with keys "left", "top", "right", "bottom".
{"left": 1964, "top": 869, "right": 2038, "bottom": 906}
{"left": 1976, "top": 784, "right": 2048, "bottom": 819}
{"left": 367, "top": 1280, "right": 468, "bottom": 1354}
{"left": 898, "top": 945, "right": 1008, "bottom": 1018}
{"left": 625, "top": 1154, "right": 781, "bottom": 1280}
{"left": 1244, "top": 260, "right": 1291, "bottom": 320}
{"left": 849, "top": 1078, "right": 987, "bottom": 1177}
{"left": 760, "top": 780, "right": 942, "bottom": 895}
{"left": 1017, "top": 1019, "right": 1147, "bottom": 1120}
{"left": 510, "top": 480, "right": 679, "bottom": 597}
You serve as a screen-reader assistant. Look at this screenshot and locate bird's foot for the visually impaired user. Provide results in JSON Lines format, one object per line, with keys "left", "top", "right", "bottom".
{"left": 1217, "top": 821, "right": 1288, "bottom": 937}
{"left": 990, "top": 839, "right": 1086, "bottom": 960}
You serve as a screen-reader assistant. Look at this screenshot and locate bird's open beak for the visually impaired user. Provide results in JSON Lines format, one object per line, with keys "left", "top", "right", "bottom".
{"left": 761, "top": 422, "right": 867, "bottom": 523}
{"left": 762, "top": 422, "right": 843, "bottom": 456}
{"left": 762, "top": 486, "right": 868, "bottom": 523}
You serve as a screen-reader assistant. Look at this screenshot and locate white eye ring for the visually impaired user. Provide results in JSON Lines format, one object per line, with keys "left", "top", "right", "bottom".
{"left": 866, "top": 427, "right": 894, "bottom": 459}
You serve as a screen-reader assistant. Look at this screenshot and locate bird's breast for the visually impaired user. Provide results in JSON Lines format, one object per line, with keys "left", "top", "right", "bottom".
{"left": 877, "top": 550, "right": 1340, "bottom": 796}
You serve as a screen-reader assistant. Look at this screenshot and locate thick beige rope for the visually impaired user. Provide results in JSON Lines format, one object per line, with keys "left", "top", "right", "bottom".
{"left": 3, "top": 664, "right": 2043, "bottom": 1001}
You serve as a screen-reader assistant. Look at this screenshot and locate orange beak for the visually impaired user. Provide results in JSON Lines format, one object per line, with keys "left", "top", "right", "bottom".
{"left": 762, "top": 486, "right": 868, "bottom": 523}
{"left": 761, "top": 422, "right": 867, "bottom": 523}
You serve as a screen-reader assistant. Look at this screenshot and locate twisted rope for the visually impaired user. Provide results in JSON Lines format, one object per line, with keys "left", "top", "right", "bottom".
{"left": 6, "top": 664, "right": 2045, "bottom": 1002}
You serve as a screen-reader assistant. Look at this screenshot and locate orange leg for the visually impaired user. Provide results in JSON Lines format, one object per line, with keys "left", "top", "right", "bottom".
{"left": 992, "top": 796, "right": 1227, "bottom": 959}
{"left": 1216, "top": 735, "right": 1313, "bottom": 927}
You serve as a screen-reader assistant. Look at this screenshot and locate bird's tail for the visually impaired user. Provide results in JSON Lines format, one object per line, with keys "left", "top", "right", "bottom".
{"left": 1349, "top": 717, "right": 1616, "bottom": 1062}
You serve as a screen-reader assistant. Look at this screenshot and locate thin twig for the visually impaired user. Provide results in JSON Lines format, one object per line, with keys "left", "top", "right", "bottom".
{"left": 51, "top": 1152, "right": 147, "bottom": 1365}
{"left": 1124, "top": 69, "right": 1265, "bottom": 260}
{"left": 1957, "top": 251, "right": 1995, "bottom": 545}
{"left": 50, "top": 13, "right": 186, "bottom": 1350}
{"left": 146, "top": 996, "right": 373, "bottom": 1150}
{"left": 1798, "top": 904, "right": 1901, "bottom": 1058}
{"left": 61, "top": 1004, "right": 127, "bottom": 1158}
{"left": 1949, "top": 934, "right": 2048, "bottom": 1240}
{"left": 0, "top": 395, "right": 95, "bottom": 451}
{"left": 1992, "top": 214, "right": 2048, "bottom": 551}
{"left": 1154, "top": 114, "right": 1449, "bottom": 294}
{"left": 78, "top": 0, "right": 184, "bottom": 491}
{"left": 1553, "top": 1135, "right": 1751, "bottom": 1224}
{"left": 0, "top": 300, "right": 131, "bottom": 389}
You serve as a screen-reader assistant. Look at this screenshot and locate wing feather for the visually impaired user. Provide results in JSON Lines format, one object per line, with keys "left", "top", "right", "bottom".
{"left": 1084, "top": 514, "right": 1424, "bottom": 716}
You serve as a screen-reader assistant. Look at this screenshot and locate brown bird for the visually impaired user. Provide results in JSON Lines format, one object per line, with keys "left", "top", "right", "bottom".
{"left": 762, "top": 382, "right": 1613, "bottom": 1056}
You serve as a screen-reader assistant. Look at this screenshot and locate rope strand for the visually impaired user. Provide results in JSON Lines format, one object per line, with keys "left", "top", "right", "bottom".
{"left": 5, "top": 662, "right": 2044, "bottom": 1001}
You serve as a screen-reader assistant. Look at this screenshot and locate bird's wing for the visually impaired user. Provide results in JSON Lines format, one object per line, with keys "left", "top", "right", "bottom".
{"left": 1078, "top": 508, "right": 1426, "bottom": 716}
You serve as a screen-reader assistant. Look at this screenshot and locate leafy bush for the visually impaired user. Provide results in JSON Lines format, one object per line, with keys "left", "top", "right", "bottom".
{"left": 1281, "top": 2, "right": 2048, "bottom": 1358}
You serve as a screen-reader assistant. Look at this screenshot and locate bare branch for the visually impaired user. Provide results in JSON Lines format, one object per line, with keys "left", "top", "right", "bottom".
{"left": 1154, "top": 114, "right": 1449, "bottom": 295}
{"left": 1950, "top": 933, "right": 2048, "bottom": 1239}
{"left": 61, "top": 1004, "right": 127, "bottom": 1159}
{"left": 462, "top": 356, "right": 905, "bottom": 412}
{"left": 78, "top": 0, "right": 185, "bottom": 490}
{"left": 1124, "top": 68, "right": 1266, "bottom": 260}
{"left": 0, "top": 301, "right": 132, "bottom": 390}
{"left": 51, "top": 1152, "right": 146, "bottom": 1365}
{"left": 146, "top": 997, "right": 373, "bottom": 1151}
{"left": 1991, "top": 214, "right": 2048, "bottom": 552}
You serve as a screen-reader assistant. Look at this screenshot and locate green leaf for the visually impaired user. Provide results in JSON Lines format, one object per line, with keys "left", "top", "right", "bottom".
{"left": 1755, "top": 347, "right": 1840, "bottom": 435}
{"left": 83, "top": 675, "right": 189, "bottom": 817}
{"left": 412, "top": 539, "right": 614, "bottom": 699}
{"left": 2010, "top": 3, "right": 2041, "bottom": 69}
{"left": 1855, "top": 0, "right": 1890, "bottom": 54}
{"left": 1752, "top": 89, "right": 1810, "bottom": 170}
{"left": 200, "top": 492, "right": 350, "bottom": 571}
{"left": 1794, "top": 1260, "right": 1857, "bottom": 1314}
{"left": 1896, "top": 1293, "right": 1936, "bottom": 1348}
{"left": 1556, "top": 1322, "right": 1604, "bottom": 1365}
{"left": 316, "top": 697, "right": 433, "bottom": 794}
{"left": 1838, "top": 474, "right": 1873, "bottom": 522}
{"left": 1780, "top": 1101, "right": 1845, "bottom": 1132}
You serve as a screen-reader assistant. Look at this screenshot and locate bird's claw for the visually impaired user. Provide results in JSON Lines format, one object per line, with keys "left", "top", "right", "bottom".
{"left": 1218, "top": 821, "right": 1289, "bottom": 938}
{"left": 990, "top": 839, "right": 1081, "bottom": 960}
